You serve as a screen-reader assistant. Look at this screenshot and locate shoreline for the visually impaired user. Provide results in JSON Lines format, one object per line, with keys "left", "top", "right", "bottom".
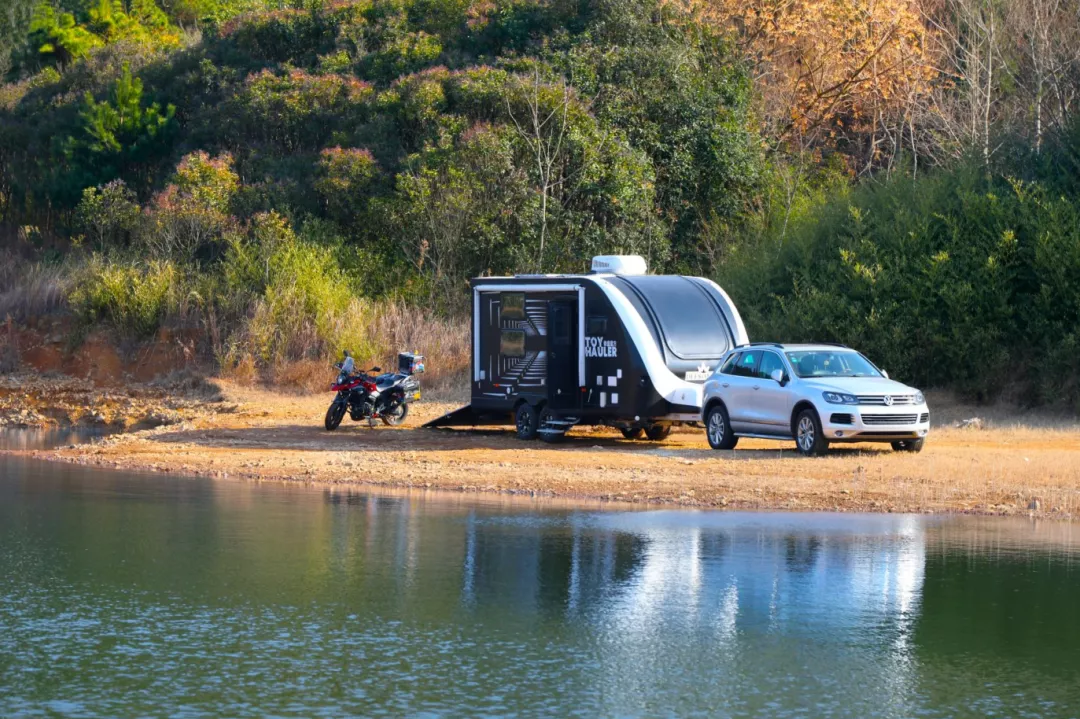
{"left": 4, "top": 377, "right": 1078, "bottom": 520}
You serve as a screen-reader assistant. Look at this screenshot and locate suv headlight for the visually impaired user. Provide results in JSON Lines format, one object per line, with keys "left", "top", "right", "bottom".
{"left": 914, "top": 391, "right": 925, "bottom": 405}
{"left": 822, "top": 392, "right": 858, "bottom": 405}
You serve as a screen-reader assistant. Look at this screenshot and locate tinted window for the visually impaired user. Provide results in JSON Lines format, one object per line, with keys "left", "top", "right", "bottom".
{"left": 758, "top": 351, "right": 785, "bottom": 380}
{"left": 551, "top": 305, "right": 571, "bottom": 344}
{"left": 785, "top": 350, "right": 882, "bottom": 378}
{"left": 502, "top": 293, "right": 525, "bottom": 320}
{"left": 720, "top": 353, "right": 740, "bottom": 375}
{"left": 733, "top": 350, "right": 761, "bottom": 378}
{"left": 586, "top": 316, "right": 607, "bottom": 335}
{"left": 608, "top": 276, "right": 733, "bottom": 359}
{"left": 500, "top": 330, "right": 525, "bottom": 357}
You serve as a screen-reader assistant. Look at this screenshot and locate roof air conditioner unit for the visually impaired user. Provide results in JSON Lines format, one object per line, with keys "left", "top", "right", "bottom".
{"left": 590, "top": 255, "right": 647, "bottom": 276}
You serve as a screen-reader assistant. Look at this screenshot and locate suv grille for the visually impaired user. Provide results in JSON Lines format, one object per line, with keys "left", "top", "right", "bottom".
{"left": 861, "top": 413, "right": 919, "bottom": 425}
{"left": 857, "top": 395, "right": 917, "bottom": 406}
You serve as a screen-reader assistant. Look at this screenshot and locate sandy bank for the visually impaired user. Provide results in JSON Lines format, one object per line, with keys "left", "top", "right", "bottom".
{"left": 5, "top": 377, "right": 1078, "bottom": 520}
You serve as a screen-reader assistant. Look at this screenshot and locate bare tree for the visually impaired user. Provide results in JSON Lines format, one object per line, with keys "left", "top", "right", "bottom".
{"left": 506, "top": 69, "right": 572, "bottom": 273}
{"left": 919, "top": 0, "right": 1006, "bottom": 164}
{"left": 1003, "top": 0, "right": 1080, "bottom": 153}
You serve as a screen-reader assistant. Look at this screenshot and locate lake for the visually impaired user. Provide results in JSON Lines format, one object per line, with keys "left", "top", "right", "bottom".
{"left": 1, "top": 431, "right": 1079, "bottom": 718}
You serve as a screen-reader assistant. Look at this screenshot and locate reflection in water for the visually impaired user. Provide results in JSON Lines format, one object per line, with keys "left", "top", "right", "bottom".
{"left": 1, "top": 456, "right": 1079, "bottom": 718}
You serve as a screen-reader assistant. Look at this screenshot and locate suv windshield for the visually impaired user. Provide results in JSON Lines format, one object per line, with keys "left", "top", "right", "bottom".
{"left": 785, "top": 350, "right": 882, "bottom": 378}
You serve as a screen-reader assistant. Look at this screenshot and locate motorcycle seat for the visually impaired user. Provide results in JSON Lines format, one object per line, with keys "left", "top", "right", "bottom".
{"left": 375, "top": 373, "right": 406, "bottom": 390}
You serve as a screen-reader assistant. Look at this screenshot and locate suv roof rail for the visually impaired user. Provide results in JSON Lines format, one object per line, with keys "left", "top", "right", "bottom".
{"left": 733, "top": 342, "right": 785, "bottom": 349}
{"left": 817, "top": 342, "right": 850, "bottom": 348}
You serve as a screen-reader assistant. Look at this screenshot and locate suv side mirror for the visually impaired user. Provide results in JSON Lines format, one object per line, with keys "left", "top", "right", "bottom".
{"left": 770, "top": 369, "right": 786, "bottom": 385}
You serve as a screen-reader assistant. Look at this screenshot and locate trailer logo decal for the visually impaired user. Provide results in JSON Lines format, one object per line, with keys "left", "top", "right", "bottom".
{"left": 585, "top": 336, "right": 617, "bottom": 358}
{"left": 684, "top": 363, "right": 713, "bottom": 382}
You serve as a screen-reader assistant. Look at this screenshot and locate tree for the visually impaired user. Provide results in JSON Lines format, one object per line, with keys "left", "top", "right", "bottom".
{"left": 28, "top": 3, "right": 103, "bottom": 68}
{"left": 76, "top": 179, "right": 141, "bottom": 250}
{"left": 81, "top": 63, "right": 175, "bottom": 154}
{"left": 692, "top": 0, "right": 939, "bottom": 173}
{"left": 1002, "top": 0, "right": 1080, "bottom": 153}
{"left": 506, "top": 68, "right": 574, "bottom": 273}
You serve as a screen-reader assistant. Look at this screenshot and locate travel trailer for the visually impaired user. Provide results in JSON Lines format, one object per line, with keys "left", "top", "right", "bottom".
{"left": 424, "top": 256, "right": 748, "bottom": 441}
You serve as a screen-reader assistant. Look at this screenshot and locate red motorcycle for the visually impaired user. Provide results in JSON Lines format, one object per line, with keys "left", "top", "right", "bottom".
{"left": 324, "top": 351, "right": 424, "bottom": 430}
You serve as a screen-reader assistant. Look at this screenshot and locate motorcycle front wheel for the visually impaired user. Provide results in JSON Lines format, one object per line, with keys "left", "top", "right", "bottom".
{"left": 380, "top": 398, "right": 409, "bottom": 426}
{"left": 325, "top": 400, "right": 347, "bottom": 431}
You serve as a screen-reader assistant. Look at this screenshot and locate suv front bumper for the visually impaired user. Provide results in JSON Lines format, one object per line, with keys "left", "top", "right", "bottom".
{"left": 820, "top": 405, "right": 931, "bottom": 441}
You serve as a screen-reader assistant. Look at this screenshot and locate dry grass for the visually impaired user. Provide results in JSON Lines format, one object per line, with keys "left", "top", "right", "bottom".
{"left": 926, "top": 389, "right": 1080, "bottom": 431}
{"left": 262, "top": 299, "right": 471, "bottom": 397}
{"left": 356, "top": 300, "right": 470, "bottom": 389}
{"left": 0, "top": 257, "right": 71, "bottom": 322}
{"left": 0, "top": 317, "right": 18, "bottom": 373}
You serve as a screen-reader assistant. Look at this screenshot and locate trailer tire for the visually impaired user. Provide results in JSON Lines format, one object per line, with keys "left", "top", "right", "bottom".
{"left": 645, "top": 424, "right": 672, "bottom": 442}
{"left": 515, "top": 403, "right": 539, "bottom": 440}
{"left": 539, "top": 407, "right": 566, "bottom": 444}
{"left": 620, "top": 427, "right": 644, "bottom": 440}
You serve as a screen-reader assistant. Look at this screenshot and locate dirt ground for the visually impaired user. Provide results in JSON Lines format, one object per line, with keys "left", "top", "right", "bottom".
{"left": 7, "top": 377, "right": 1080, "bottom": 519}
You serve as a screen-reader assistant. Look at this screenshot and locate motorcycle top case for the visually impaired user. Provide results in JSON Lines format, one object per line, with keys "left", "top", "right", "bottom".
{"left": 398, "top": 352, "right": 425, "bottom": 375}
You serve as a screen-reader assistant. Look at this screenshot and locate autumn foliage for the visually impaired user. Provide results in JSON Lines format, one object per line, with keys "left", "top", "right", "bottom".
{"left": 677, "top": 0, "right": 938, "bottom": 169}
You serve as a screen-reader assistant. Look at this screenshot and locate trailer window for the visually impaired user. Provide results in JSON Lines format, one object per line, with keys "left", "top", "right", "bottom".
{"left": 501, "top": 293, "right": 525, "bottom": 320}
{"left": 586, "top": 316, "right": 607, "bottom": 335}
{"left": 500, "top": 329, "right": 526, "bottom": 357}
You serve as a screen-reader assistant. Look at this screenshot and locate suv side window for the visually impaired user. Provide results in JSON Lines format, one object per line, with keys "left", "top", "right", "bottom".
{"left": 733, "top": 350, "right": 762, "bottom": 378}
{"left": 720, "top": 353, "right": 740, "bottom": 375}
{"left": 758, "top": 351, "right": 786, "bottom": 381}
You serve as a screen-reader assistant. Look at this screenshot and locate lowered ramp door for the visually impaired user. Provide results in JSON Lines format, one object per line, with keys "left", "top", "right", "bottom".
{"left": 547, "top": 300, "right": 579, "bottom": 410}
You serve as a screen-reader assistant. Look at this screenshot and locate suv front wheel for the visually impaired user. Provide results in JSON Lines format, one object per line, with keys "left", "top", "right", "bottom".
{"left": 706, "top": 404, "right": 738, "bottom": 450}
{"left": 794, "top": 409, "right": 829, "bottom": 456}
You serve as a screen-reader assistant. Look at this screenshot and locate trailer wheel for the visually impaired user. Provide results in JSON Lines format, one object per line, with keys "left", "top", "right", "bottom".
{"left": 645, "top": 424, "right": 672, "bottom": 442}
{"left": 515, "top": 403, "right": 539, "bottom": 440}
{"left": 620, "top": 427, "right": 644, "bottom": 440}
{"left": 538, "top": 408, "right": 566, "bottom": 444}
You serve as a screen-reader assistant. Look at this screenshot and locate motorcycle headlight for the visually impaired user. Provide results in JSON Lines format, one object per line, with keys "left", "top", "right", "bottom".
{"left": 915, "top": 391, "right": 925, "bottom": 405}
{"left": 823, "top": 392, "right": 858, "bottom": 405}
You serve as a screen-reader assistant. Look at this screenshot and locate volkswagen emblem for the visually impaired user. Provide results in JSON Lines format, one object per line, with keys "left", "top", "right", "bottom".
{"left": 884, "top": 395, "right": 894, "bottom": 406}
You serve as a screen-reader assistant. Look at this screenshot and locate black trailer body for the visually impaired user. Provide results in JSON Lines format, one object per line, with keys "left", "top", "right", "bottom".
{"left": 426, "top": 256, "right": 749, "bottom": 440}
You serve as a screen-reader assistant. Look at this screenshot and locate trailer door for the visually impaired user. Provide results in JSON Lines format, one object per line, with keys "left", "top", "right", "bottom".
{"left": 547, "top": 300, "right": 580, "bottom": 410}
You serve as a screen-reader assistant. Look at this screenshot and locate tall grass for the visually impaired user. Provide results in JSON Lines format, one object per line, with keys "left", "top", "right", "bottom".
{"left": 0, "top": 256, "right": 72, "bottom": 322}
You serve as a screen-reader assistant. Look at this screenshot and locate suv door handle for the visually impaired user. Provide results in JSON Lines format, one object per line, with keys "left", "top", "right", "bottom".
{"left": 721, "top": 383, "right": 729, "bottom": 388}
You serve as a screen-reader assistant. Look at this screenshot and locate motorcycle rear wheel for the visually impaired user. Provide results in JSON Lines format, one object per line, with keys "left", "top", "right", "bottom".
{"left": 381, "top": 399, "right": 409, "bottom": 426}
{"left": 325, "top": 401, "right": 346, "bottom": 431}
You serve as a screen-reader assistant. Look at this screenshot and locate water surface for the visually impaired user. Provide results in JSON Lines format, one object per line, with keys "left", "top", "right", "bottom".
{"left": 1, "top": 444, "right": 1078, "bottom": 718}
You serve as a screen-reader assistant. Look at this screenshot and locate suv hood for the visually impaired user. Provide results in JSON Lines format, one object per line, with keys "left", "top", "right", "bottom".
{"left": 802, "top": 376, "right": 919, "bottom": 396}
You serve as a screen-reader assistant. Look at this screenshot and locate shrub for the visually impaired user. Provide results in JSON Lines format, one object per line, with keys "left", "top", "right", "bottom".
{"left": 139, "top": 151, "right": 239, "bottom": 261}
{"left": 69, "top": 256, "right": 180, "bottom": 337}
{"left": 314, "top": 146, "right": 379, "bottom": 225}
{"left": 229, "top": 69, "right": 373, "bottom": 152}
{"left": 76, "top": 179, "right": 141, "bottom": 250}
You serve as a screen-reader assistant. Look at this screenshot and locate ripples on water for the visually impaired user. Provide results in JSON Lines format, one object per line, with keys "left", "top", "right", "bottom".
{"left": 0, "top": 447, "right": 1078, "bottom": 718}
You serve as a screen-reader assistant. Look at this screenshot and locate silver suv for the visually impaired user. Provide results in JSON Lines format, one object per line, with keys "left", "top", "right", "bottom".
{"left": 701, "top": 343, "right": 930, "bottom": 456}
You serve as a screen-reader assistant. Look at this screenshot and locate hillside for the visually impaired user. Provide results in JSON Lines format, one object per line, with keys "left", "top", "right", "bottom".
{"left": 3, "top": 0, "right": 1080, "bottom": 408}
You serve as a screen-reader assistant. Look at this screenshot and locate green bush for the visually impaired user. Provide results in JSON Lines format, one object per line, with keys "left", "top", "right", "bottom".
{"left": 69, "top": 256, "right": 180, "bottom": 337}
